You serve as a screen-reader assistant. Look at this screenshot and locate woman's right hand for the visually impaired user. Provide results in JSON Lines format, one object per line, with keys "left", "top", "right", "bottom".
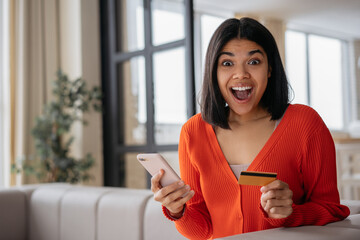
{"left": 151, "top": 169, "right": 195, "bottom": 219}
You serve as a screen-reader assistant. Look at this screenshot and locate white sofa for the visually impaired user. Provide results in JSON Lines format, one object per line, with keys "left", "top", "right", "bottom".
{"left": 0, "top": 184, "right": 360, "bottom": 240}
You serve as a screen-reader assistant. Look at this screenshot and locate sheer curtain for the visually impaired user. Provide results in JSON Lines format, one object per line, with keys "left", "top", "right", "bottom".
{"left": 0, "top": 0, "right": 10, "bottom": 187}
{"left": 9, "top": 0, "right": 59, "bottom": 185}
{"left": 5, "top": 0, "right": 103, "bottom": 186}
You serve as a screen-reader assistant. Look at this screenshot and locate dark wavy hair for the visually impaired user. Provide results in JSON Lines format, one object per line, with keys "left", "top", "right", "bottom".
{"left": 200, "top": 17, "right": 289, "bottom": 129}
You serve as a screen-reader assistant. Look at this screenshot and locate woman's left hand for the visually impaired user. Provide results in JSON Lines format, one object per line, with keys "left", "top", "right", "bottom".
{"left": 260, "top": 180, "right": 293, "bottom": 219}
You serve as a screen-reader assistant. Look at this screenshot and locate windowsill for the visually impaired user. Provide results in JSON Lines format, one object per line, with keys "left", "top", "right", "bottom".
{"left": 331, "top": 131, "right": 360, "bottom": 144}
{"left": 333, "top": 137, "right": 360, "bottom": 144}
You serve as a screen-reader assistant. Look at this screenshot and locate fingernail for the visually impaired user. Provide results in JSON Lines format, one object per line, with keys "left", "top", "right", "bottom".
{"left": 260, "top": 187, "right": 265, "bottom": 192}
{"left": 185, "top": 185, "right": 190, "bottom": 190}
{"left": 178, "top": 181, "right": 184, "bottom": 186}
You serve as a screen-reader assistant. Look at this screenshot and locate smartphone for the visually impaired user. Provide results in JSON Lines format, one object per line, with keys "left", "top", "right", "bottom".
{"left": 137, "top": 153, "right": 181, "bottom": 187}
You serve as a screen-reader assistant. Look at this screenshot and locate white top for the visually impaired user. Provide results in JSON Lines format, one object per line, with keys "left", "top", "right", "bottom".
{"left": 230, "top": 164, "right": 250, "bottom": 179}
{"left": 229, "top": 118, "right": 282, "bottom": 179}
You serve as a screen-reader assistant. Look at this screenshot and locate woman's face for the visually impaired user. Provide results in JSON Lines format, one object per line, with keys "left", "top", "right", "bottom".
{"left": 217, "top": 38, "right": 271, "bottom": 119}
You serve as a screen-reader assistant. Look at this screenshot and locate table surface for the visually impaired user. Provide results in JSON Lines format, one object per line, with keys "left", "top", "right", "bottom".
{"left": 216, "top": 225, "right": 360, "bottom": 240}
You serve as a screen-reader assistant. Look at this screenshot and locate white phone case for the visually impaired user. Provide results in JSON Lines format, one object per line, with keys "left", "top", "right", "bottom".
{"left": 137, "top": 153, "right": 181, "bottom": 187}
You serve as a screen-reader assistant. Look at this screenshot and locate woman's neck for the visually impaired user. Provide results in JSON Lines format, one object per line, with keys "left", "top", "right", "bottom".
{"left": 228, "top": 108, "right": 271, "bottom": 127}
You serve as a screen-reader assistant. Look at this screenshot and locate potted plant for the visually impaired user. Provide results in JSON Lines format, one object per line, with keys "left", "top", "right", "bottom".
{"left": 12, "top": 70, "right": 102, "bottom": 183}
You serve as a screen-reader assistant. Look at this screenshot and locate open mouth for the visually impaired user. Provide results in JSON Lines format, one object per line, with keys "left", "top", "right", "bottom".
{"left": 231, "top": 86, "right": 253, "bottom": 101}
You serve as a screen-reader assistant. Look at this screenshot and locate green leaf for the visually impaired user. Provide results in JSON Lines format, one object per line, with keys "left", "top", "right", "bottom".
{"left": 22, "top": 69, "right": 101, "bottom": 183}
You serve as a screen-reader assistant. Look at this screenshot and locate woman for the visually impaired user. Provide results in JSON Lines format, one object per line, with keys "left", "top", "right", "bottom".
{"left": 151, "top": 17, "right": 350, "bottom": 239}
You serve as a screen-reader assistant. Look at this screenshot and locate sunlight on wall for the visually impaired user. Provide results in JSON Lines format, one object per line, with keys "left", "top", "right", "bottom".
{"left": 0, "top": 0, "right": 10, "bottom": 187}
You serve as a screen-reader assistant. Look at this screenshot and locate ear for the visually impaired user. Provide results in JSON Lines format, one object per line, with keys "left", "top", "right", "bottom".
{"left": 268, "top": 66, "right": 272, "bottom": 78}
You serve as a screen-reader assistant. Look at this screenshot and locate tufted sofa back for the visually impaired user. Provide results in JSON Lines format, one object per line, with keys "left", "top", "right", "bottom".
{"left": 0, "top": 184, "right": 187, "bottom": 240}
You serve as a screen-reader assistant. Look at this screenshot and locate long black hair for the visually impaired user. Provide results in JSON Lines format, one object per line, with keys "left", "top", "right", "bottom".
{"left": 200, "top": 17, "right": 289, "bottom": 129}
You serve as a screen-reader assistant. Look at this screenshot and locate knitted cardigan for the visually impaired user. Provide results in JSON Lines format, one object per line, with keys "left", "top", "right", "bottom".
{"left": 163, "top": 104, "right": 350, "bottom": 240}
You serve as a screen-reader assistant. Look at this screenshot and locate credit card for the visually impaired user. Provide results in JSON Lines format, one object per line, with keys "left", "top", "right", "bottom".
{"left": 238, "top": 171, "right": 277, "bottom": 186}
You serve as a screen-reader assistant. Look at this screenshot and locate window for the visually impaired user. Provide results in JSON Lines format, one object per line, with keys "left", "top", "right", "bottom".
{"left": 0, "top": 0, "right": 10, "bottom": 187}
{"left": 100, "top": 0, "right": 195, "bottom": 187}
{"left": 285, "top": 30, "right": 349, "bottom": 130}
{"left": 193, "top": 13, "right": 226, "bottom": 110}
{"left": 200, "top": 14, "right": 225, "bottom": 70}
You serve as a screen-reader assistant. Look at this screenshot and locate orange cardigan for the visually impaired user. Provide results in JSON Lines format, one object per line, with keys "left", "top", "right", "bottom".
{"left": 163, "top": 104, "right": 349, "bottom": 240}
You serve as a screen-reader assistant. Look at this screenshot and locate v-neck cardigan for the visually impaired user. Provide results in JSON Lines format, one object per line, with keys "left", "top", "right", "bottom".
{"left": 163, "top": 104, "right": 350, "bottom": 240}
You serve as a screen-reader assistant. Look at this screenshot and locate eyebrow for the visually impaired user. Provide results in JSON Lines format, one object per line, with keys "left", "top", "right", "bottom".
{"left": 218, "top": 49, "right": 265, "bottom": 58}
{"left": 248, "top": 49, "right": 264, "bottom": 56}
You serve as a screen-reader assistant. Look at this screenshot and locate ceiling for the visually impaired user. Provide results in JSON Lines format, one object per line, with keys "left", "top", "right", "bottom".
{"left": 194, "top": 0, "right": 360, "bottom": 39}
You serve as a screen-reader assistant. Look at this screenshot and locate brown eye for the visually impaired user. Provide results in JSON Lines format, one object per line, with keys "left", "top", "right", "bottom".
{"left": 222, "top": 61, "right": 233, "bottom": 66}
{"left": 248, "top": 59, "right": 260, "bottom": 65}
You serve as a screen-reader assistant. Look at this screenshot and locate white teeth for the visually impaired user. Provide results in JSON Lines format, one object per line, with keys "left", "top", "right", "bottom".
{"left": 232, "top": 86, "right": 252, "bottom": 91}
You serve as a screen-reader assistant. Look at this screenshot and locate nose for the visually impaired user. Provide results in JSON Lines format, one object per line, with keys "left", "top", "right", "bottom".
{"left": 232, "top": 64, "right": 250, "bottom": 80}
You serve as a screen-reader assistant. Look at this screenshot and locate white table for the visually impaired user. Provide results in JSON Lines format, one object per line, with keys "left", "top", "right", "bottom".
{"left": 217, "top": 214, "right": 360, "bottom": 240}
{"left": 216, "top": 226, "right": 360, "bottom": 240}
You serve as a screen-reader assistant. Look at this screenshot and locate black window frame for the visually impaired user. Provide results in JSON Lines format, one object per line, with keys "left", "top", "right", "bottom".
{"left": 100, "top": 0, "right": 195, "bottom": 187}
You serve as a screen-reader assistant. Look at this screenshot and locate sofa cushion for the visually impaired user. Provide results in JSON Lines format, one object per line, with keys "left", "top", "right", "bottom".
{"left": 144, "top": 197, "right": 188, "bottom": 240}
{"left": 29, "top": 184, "right": 73, "bottom": 240}
{"left": 0, "top": 189, "right": 26, "bottom": 240}
{"left": 97, "top": 188, "right": 152, "bottom": 240}
{"left": 60, "top": 187, "right": 111, "bottom": 240}
{"left": 341, "top": 200, "right": 360, "bottom": 215}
